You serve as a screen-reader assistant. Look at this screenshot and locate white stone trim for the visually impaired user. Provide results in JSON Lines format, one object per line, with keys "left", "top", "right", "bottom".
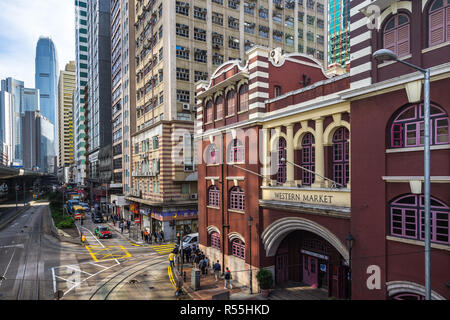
{"left": 249, "top": 71, "right": 269, "bottom": 80}
{"left": 249, "top": 60, "right": 269, "bottom": 70}
{"left": 350, "top": 30, "right": 372, "bottom": 48}
{"left": 386, "top": 280, "right": 447, "bottom": 300}
{"left": 350, "top": 61, "right": 372, "bottom": 77}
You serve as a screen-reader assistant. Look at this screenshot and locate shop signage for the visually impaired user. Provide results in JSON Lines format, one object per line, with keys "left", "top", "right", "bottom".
{"left": 274, "top": 192, "right": 334, "bottom": 204}
{"left": 301, "top": 249, "right": 329, "bottom": 261}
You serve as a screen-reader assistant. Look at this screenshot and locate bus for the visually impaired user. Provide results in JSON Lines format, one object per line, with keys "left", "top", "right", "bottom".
{"left": 67, "top": 200, "right": 80, "bottom": 214}
{"left": 72, "top": 205, "right": 86, "bottom": 220}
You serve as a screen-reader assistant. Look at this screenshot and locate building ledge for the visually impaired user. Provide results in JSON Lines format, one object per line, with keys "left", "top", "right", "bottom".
{"left": 125, "top": 196, "right": 197, "bottom": 207}
{"left": 382, "top": 176, "right": 450, "bottom": 183}
{"left": 259, "top": 199, "right": 350, "bottom": 219}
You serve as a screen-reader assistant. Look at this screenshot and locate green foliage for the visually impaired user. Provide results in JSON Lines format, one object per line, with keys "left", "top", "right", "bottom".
{"left": 256, "top": 268, "right": 273, "bottom": 290}
{"left": 48, "top": 192, "right": 74, "bottom": 229}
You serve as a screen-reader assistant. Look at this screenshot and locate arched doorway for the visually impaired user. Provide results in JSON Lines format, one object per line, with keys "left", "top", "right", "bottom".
{"left": 273, "top": 230, "right": 349, "bottom": 299}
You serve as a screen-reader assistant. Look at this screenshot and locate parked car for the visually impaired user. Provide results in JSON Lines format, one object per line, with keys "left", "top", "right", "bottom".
{"left": 94, "top": 226, "right": 112, "bottom": 239}
{"left": 182, "top": 233, "right": 198, "bottom": 249}
{"left": 92, "top": 213, "right": 104, "bottom": 223}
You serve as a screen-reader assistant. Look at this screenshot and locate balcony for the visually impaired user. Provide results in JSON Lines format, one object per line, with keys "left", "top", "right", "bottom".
{"left": 260, "top": 185, "right": 350, "bottom": 218}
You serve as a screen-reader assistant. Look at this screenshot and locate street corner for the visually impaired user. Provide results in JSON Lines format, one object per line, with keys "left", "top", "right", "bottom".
{"left": 85, "top": 245, "right": 132, "bottom": 262}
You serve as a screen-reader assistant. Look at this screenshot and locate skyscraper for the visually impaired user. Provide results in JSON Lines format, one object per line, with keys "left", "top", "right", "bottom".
{"left": 0, "top": 90, "right": 13, "bottom": 166}
{"left": 328, "top": 0, "right": 350, "bottom": 66}
{"left": 58, "top": 61, "right": 76, "bottom": 182}
{"left": 110, "top": 0, "right": 136, "bottom": 196}
{"left": 86, "top": 0, "right": 112, "bottom": 184}
{"left": 74, "top": 0, "right": 89, "bottom": 185}
{"left": 35, "top": 37, "right": 59, "bottom": 155}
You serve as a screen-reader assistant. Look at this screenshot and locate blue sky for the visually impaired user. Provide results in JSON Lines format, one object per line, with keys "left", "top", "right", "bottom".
{"left": 0, "top": 0, "right": 75, "bottom": 88}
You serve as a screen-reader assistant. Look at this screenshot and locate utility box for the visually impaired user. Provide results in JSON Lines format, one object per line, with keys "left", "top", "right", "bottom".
{"left": 191, "top": 268, "right": 200, "bottom": 291}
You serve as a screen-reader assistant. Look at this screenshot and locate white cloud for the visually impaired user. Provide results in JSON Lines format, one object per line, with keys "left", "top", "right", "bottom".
{"left": 0, "top": 0, "right": 75, "bottom": 88}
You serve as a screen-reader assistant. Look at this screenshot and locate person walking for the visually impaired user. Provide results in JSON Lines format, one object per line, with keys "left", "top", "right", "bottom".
{"left": 213, "top": 260, "right": 221, "bottom": 282}
{"left": 199, "top": 257, "right": 205, "bottom": 275}
{"left": 126, "top": 220, "right": 131, "bottom": 232}
{"left": 141, "top": 230, "right": 144, "bottom": 241}
{"left": 144, "top": 230, "right": 149, "bottom": 243}
{"left": 224, "top": 267, "right": 232, "bottom": 289}
{"left": 160, "top": 230, "right": 165, "bottom": 243}
{"left": 169, "top": 252, "right": 175, "bottom": 269}
{"left": 185, "top": 246, "right": 191, "bottom": 263}
{"left": 204, "top": 256, "right": 209, "bottom": 275}
{"left": 119, "top": 221, "right": 124, "bottom": 234}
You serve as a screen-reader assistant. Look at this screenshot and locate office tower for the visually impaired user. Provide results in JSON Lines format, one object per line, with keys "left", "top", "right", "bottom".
{"left": 74, "top": 0, "right": 89, "bottom": 185}
{"left": 1, "top": 77, "right": 40, "bottom": 166}
{"left": 110, "top": 0, "right": 136, "bottom": 196}
{"left": 58, "top": 61, "right": 76, "bottom": 182}
{"left": 0, "top": 90, "right": 13, "bottom": 166}
{"left": 35, "top": 36, "right": 59, "bottom": 155}
{"left": 328, "top": 0, "right": 350, "bottom": 66}
{"left": 22, "top": 111, "right": 54, "bottom": 172}
{"left": 86, "top": 0, "right": 112, "bottom": 183}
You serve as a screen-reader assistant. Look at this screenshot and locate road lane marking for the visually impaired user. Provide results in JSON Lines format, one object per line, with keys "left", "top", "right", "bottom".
{"left": 85, "top": 245, "right": 132, "bottom": 262}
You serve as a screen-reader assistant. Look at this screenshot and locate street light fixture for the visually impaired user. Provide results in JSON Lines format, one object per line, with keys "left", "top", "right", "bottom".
{"left": 373, "top": 49, "right": 431, "bottom": 300}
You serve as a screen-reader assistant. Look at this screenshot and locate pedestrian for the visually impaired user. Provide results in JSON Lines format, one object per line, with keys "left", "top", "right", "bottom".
{"left": 127, "top": 220, "right": 131, "bottom": 232}
{"left": 157, "top": 232, "right": 161, "bottom": 244}
{"left": 160, "top": 230, "right": 165, "bottom": 243}
{"left": 185, "top": 246, "right": 191, "bottom": 263}
{"left": 199, "top": 257, "right": 205, "bottom": 275}
{"left": 119, "top": 221, "right": 124, "bottom": 234}
{"left": 144, "top": 230, "right": 149, "bottom": 243}
{"left": 169, "top": 252, "right": 175, "bottom": 269}
{"left": 141, "top": 230, "right": 144, "bottom": 240}
{"left": 224, "top": 267, "right": 232, "bottom": 289}
{"left": 213, "top": 260, "right": 221, "bottom": 282}
{"left": 152, "top": 231, "right": 157, "bottom": 243}
{"left": 204, "top": 256, "right": 209, "bottom": 275}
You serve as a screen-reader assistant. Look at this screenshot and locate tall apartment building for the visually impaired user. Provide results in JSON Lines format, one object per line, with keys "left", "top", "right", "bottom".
{"left": 328, "top": 0, "right": 350, "bottom": 66}
{"left": 86, "top": 0, "right": 112, "bottom": 185}
{"left": 125, "top": 0, "right": 328, "bottom": 239}
{"left": 0, "top": 90, "right": 14, "bottom": 165}
{"left": 74, "top": 0, "right": 89, "bottom": 185}
{"left": 58, "top": 61, "right": 76, "bottom": 182}
{"left": 110, "top": 0, "right": 136, "bottom": 198}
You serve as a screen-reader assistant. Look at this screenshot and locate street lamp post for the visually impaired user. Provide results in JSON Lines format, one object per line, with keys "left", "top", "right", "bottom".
{"left": 345, "top": 233, "right": 355, "bottom": 300}
{"left": 372, "top": 49, "right": 431, "bottom": 300}
{"left": 248, "top": 216, "right": 253, "bottom": 294}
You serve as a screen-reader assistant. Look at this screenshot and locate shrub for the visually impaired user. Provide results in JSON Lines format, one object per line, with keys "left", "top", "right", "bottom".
{"left": 256, "top": 268, "right": 273, "bottom": 290}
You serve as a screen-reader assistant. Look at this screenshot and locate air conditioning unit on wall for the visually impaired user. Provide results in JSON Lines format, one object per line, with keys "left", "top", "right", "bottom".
{"left": 182, "top": 103, "right": 190, "bottom": 111}
{"left": 190, "top": 193, "right": 198, "bottom": 200}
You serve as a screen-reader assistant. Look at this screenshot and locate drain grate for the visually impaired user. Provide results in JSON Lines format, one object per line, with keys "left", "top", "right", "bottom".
{"left": 129, "top": 279, "right": 139, "bottom": 284}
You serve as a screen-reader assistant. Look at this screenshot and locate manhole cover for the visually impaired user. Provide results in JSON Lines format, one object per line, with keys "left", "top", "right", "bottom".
{"left": 129, "top": 279, "right": 138, "bottom": 284}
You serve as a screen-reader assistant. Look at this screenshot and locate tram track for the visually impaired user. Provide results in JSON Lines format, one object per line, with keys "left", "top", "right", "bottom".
{"left": 87, "top": 255, "right": 167, "bottom": 300}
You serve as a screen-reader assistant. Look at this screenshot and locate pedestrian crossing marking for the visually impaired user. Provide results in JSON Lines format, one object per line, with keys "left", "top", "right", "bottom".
{"left": 85, "top": 245, "right": 132, "bottom": 262}
{"left": 150, "top": 243, "right": 176, "bottom": 255}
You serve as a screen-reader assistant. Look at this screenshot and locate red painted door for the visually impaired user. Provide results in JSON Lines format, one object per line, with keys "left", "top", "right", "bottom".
{"left": 276, "top": 254, "right": 288, "bottom": 284}
{"left": 302, "top": 255, "right": 318, "bottom": 287}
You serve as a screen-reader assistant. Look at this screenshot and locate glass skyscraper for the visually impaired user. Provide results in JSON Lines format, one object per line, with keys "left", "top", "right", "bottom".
{"left": 328, "top": 0, "right": 350, "bottom": 66}
{"left": 35, "top": 36, "right": 58, "bottom": 156}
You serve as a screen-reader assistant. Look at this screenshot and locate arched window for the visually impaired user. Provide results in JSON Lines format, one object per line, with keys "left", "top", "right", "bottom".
{"left": 332, "top": 127, "right": 350, "bottom": 187}
{"left": 301, "top": 133, "right": 315, "bottom": 186}
{"left": 229, "top": 186, "right": 245, "bottom": 211}
{"left": 277, "top": 137, "right": 287, "bottom": 184}
{"left": 215, "top": 95, "right": 224, "bottom": 120}
{"left": 226, "top": 90, "right": 236, "bottom": 116}
{"left": 206, "top": 100, "right": 213, "bottom": 123}
{"left": 428, "top": 0, "right": 450, "bottom": 46}
{"left": 206, "top": 143, "right": 219, "bottom": 164}
{"left": 390, "top": 194, "right": 449, "bottom": 244}
{"left": 208, "top": 185, "right": 220, "bottom": 207}
{"left": 210, "top": 232, "right": 221, "bottom": 250}
{"left": 238, "top": 84, "right": 248, "bottom": 112}
{"left": 383, "top": 13, "right": 410, "bottom": 57}
{"left": 391, "top": 293, "right": 425, "bottom": 300}
{"left": 231, "top": 239, "right": 245, "bottom": 259}
{"left": 228, "top": 138, "right": 244, "bottom": 163}
{"left": 390, "top": 103, "right": 449, "bottom": 148}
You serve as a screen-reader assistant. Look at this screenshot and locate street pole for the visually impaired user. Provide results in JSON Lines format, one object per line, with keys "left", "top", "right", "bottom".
{"left": 423, "top": 69, "right": 431, "bottom": 301}
{"left": 15, "top": 183, "right": 18, "bottom": 213}
{"left": 180, "top": 230, "right": 184, "bottom": 276}
{"left": 248, "top": 217, "right": 253, "bottom": 294}
{"left": 23, "top": 181, "right": 25, "bottom": 207}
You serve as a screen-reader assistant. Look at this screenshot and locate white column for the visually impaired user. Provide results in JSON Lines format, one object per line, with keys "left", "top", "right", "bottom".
{"left": 286, "top": 124, "right": 295, "bottom": 186}
{"left": 312, "top": 117, "right": 325, "bottom": 188}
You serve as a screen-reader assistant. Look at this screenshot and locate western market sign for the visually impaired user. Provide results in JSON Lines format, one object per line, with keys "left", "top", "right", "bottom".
{"left": 261, "top": 186, "right": 350, "bottom": 208}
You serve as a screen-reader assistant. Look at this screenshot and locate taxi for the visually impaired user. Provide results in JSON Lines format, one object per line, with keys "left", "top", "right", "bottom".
{"left": 94, "top": 226, "right": 112, "bottom": 239}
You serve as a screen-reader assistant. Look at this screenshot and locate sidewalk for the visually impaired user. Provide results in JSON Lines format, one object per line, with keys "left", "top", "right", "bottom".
{"left": 174, "top": 261, "right": 264, "bottom": 301}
